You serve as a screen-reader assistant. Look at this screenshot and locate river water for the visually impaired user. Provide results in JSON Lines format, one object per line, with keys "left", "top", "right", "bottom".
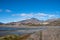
{"left": 0, "top": 26, "right": 60, "bottom": 36}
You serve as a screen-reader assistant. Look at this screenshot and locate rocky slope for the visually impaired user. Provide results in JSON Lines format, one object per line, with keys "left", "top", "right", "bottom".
{"left": 4, "top": 18, "right": 42, "bottom": 26}
{"left": 46, "top": 18, "right": 60, "bottom": 26}
{"left": 0, "top": 18, "right": 60, "bottom": 26}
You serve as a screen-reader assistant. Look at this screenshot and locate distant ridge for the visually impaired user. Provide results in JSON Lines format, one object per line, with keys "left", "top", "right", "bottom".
{"left": 0, "top": 22, "right": 4, "bottom": 25}
{"left": 4, "top": 18, "right": 42, "bottom": 26}
{"left": 0, "top": 18, "right": 60, "bottom": 26}
{"left": 46, "top": 18, "right": 60, "bottom": 26}
{"left": 19, "top": 18, "right": 42, "bottom": 24}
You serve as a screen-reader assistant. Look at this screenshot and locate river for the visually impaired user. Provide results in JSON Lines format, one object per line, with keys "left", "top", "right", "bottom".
{"left": 0, "top": 26, "right": 60, "bottom": 36}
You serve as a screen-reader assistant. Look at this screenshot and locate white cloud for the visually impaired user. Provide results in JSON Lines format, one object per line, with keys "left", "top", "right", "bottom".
{"left": 48, "top": 15, "right": 55, "bottom": 18}
{"left": 12, "top": 12, "right": 58, "bottom": 20}
{"left": 12, "top": 14, "right": 20, "bottom": 16}
{"left": 20, "top": 13, "right": 33, "bottom": 17}
{"left": 20, "top": 13, "right": 27, "bottom": 16}
{"left": 0, "top": 9, "right": 2, "bottom": 12}
{"left": 0, "top": 9, "right": 12, "bottom": 12}
{"left": 12, "top": 13, "right": 33, "bottom": 17}
{"left": 5, "top": 9, "right": 12, "bottom": 12}
{"left": 35, "top": 13, "right": 48, "bottom": 17}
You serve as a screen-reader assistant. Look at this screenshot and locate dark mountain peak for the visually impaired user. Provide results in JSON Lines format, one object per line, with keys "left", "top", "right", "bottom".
{"left": 30, "top": 18, "right": 38, "bottom": 20}
{"left": 19, "top": 18, "right": 41, "bottom": 24}
{"left": 29, "top": 18, "right": 40, "bottom": 21}
{"left": 0, "top": 22, "right": 4, "bottom": 24}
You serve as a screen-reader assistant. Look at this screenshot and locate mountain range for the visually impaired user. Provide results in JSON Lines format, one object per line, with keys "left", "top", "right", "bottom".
{"left": 0, "top": 18, "right": 60, "bottom": 26}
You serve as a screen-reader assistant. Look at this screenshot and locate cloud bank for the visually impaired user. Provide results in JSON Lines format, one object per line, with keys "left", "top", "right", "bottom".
{"left": 12, "top": 13, "right": 58, "bottom": 20}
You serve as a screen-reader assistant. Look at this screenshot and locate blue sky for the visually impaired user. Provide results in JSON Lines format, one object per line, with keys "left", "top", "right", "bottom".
{"left": 0, "top": 0, "right": 60, "bottom": 23}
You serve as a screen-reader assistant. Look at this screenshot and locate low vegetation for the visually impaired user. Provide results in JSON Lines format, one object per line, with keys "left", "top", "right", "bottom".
{"left": 0, "top": 34, "right": 31, "bottom": 40}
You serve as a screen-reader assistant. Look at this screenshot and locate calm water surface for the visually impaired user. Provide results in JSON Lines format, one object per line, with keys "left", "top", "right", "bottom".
{"left": 0, "top": 26, "right": 60, "bottom": 36}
